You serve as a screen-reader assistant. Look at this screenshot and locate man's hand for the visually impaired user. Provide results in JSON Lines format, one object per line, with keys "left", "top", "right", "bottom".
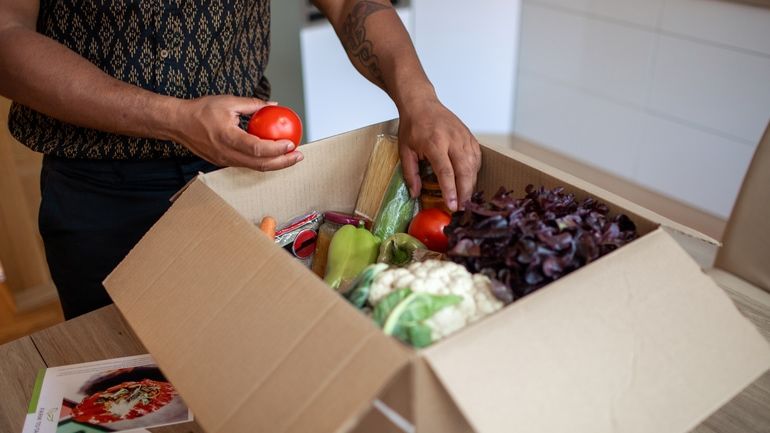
{"left": 398, "top": 98, "right": 481, "bottom": 212}
{"left": 0, "top": 1, "right": 301, "bottom": 173}
{"left": 314, "top": 0, "right": 481, "bottom": 211}
{"left": 169, "top": 96, "right": 303, "bottom": 171}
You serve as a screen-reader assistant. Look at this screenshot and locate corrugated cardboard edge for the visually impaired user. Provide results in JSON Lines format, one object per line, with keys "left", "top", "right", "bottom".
{"left": 706, "top": 268, "right": 770, "bottom": 343}
{"left": 716, "top": 122, "right": 770, "bottom": 293}
{"left": 421, "top": 228, "right": 770, "bottom": 433}
{"left": 197, "top": 120, "right": 399, "bottom": 226}
{"left": 480, "top": 142, "right": 719, "bottom": 246}
{"left": 169, "top": 172, "right": 208, "bottom": 203}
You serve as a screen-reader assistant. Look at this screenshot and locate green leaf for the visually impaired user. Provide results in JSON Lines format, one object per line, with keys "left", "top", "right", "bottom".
{"left": 381, "top": 292, "right": 463, "bottom": 347}
{"left": 344, "top": 263, "right": 389, "bottom": 309}
{"left": 373, "top": 288, "right": 412, "bottom": 327}
{"left": 406, "top": 323, "right": 434, "bottom": 348}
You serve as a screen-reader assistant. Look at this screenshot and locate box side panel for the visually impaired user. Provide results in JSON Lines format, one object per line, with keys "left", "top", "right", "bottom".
{"left": 424, "top": 229, "right": 770, "bottom": 433}
{"left": 716, "top": 122, "right": 770, "bottom": 293}
{"left": 104, "top": 180, "right": 410, "bottom": 433}
{"left": 376, "top": 361, "right": 413, "bottom": 428}
{"left": 348, "top": 407, "right": 406, "bottom": 433}
{"left": 222, "top": 330, "right": 411, "bottom": 433}
{"left": 477, "top": 144, "right": 712, "bottom": 242}
{"left": 707, "top": 268, "right": 770, "bottom": 343}
{"left": 413, "top": 358, "right": 474, "bottom": 433}
{"left": 201, "top": 120, "right": 399, "bottom": 225}
{"left": 347, "top": 363, "right": 414, "bottom": 433}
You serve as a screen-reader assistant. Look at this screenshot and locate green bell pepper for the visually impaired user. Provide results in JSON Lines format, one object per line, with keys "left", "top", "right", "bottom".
{"left": 324, "top": 223, "right": 381, "bottom": 291}
{"left": 377, "top": 233, "right": 426, "bottom": 266}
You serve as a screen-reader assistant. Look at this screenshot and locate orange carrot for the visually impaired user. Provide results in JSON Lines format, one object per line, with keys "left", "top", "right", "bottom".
{"left": 259, "top": 216, "right": 277, "bottom": 240}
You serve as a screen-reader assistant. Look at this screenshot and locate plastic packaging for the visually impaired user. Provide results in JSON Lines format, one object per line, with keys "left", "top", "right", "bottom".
{"left": 274, "top": 211, "right": 323, "bottom": 268}
{"left": 371, "top": 164, "right": 417, "bottom": 241}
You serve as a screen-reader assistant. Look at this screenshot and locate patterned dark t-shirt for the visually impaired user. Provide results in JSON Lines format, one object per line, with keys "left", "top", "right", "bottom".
{"left": 8, "top": 0, "right": 271, "bottom": 159}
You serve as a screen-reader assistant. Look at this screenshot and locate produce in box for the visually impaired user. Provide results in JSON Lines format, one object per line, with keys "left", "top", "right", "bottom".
{"left": 373, "top": 288, "right": 462, "bottom": 348}
{"left": 278, "top": 181, "right": 639, "bottom": 349}
{"left": 324, "top": 223, "right": 380, "bottom": 291}
{"left": 377, "top": 233, "right": 426, "bottom": 266}
{"left": 408, "top": 208, "right": 451, "bottom": 252}
{"left": 345, "top": 260, "right": 504, "bottom": 347}
{"left": 371, "top": 164, "right": 417, "bottom": 242}
{"left": 446, "top": 185, "right": 638, "bottom": 301}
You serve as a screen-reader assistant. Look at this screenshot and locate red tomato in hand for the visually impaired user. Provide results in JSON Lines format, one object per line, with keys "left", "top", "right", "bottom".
{"left": 247, "top": 105, "right": 303, "bottom": 146}
{"left": 408, "top": 208, "right": 452, "bottom": 252}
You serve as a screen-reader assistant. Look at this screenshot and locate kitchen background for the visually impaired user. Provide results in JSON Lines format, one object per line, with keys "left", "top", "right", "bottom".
{"left": 1, "top": 0, "right": 769, "bottom": 340}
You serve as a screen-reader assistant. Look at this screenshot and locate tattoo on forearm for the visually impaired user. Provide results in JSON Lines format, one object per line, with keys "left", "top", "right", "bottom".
{"left": 342, "top": 1, "right": 390, "bottom": 87}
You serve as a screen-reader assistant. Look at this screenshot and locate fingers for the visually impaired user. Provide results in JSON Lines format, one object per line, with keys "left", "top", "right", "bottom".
{"left": 230, "top": 128, "right": 295, "bottom": 158}
{"left": 180, "top": 95, "right": 303, "bottom": 172}
{"left": 229, "top": 97, "right": 272, "bottom": 116}
{"left": 425, "top": 149, "right": 458, "bottom": 212}
{"left": 217, "top": 129, "right": 301, "bottom": 171}
{"left": 449, "top": 137, "right": 481, "bottom": 209}
{"left": 227, "top": 148, "right": 304, "bottom": 172}
{"left": 400, "top": 146, "right": 422, "bottom": 198}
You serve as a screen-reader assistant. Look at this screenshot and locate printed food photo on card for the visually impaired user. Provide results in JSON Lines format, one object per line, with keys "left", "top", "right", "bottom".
{"left": 22, "top": 355, "right": 192, "bottom": 433}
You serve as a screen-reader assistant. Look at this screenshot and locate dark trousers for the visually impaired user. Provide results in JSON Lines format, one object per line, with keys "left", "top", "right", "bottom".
{"left": 39, "top": 155, "right": 218, "bottom": 319}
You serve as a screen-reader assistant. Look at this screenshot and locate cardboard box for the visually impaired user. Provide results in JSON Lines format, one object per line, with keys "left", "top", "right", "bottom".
{"left": 105, "top": 120, "right": 770, "bottom": 433}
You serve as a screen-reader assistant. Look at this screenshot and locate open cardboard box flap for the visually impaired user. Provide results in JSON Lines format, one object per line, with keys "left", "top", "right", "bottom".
{"left": 106, "top": 120, "right": 770, "bottom": 433}
{"left": 422, "top": 228, "right": 770, "bottom": 433}
{"left": 104, "top": 178, "right": 412, "bottom": 433}
{"left": 418, "top": 125, "right": 770, "bottom": 432}
{"left": 716, "top": 123, "right": 770, "bottom": 293}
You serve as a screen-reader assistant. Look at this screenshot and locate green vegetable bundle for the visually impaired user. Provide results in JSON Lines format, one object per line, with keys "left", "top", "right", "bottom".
{"left": 371, "top": 164, "right": 416, "bottom": 242}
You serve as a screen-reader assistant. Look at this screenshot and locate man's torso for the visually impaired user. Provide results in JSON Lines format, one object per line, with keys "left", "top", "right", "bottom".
{"left": 9, "top": 0, "right": 271, "bottom": 159}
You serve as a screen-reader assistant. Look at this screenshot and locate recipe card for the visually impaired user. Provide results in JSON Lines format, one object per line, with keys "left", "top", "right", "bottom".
{"left": 22, "top": 354, "right": 192, "bottom": 433}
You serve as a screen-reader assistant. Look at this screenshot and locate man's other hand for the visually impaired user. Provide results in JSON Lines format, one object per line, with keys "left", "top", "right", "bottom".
{"left": 170, "top": 95, "right": 303, "bottom": 171}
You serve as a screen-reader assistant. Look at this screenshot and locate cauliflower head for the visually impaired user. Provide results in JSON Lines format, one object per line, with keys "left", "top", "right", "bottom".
{"left": 369, "top": 260, "right": 503, "bottom": 342}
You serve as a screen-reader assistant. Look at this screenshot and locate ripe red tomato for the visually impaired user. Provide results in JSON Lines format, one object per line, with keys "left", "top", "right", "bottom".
{"left": 408, "top": 208, "right": 452, "bottom": 252}
{"left": 247, "top": 105, "right": 303, "bottom": 146}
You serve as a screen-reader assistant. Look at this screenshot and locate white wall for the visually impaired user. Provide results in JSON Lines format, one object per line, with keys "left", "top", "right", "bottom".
{"left": 413, "top": 0, "right": 520, "bottom": 135}
{"left": 267, "top": 1, "right": 306, "bottom": 126}
{"left": 514, "top": 0, "right": 770, "bottom": 218}
{"left": 301, "top": 0, "right": 521, "bottom": 141}
{"left": 301, "top": 9, "right": 414, "bottom": 142}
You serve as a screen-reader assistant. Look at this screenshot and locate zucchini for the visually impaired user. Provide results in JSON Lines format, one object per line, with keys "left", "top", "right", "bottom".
{"left": 371, "top": 164, "right": 417, "bottom": 241}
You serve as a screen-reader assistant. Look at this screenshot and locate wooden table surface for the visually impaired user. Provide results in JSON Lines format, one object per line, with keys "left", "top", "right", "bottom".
{"left": 0, "top": 306, "right": 204, "bottom": 433}
{"left": 1, "top": 288, "right": 769, "bottom": 433}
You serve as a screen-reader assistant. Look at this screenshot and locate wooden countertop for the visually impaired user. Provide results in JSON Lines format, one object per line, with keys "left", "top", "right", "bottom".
{"left": 0, "top": 306, "right": 204, "bottom": 433}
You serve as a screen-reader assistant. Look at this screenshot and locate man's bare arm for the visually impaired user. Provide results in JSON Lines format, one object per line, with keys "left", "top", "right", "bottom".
{"left": 317, "top": 0, "right": 436, "bottom": 114}
{"left": 0, "top": 0, "right": 301, "bottom": 171}
{"left": 313, "top": 0, "right": 481, "bottom": 210}
{"left": 0, "top": 0, "right": 182, "bottom": 140}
